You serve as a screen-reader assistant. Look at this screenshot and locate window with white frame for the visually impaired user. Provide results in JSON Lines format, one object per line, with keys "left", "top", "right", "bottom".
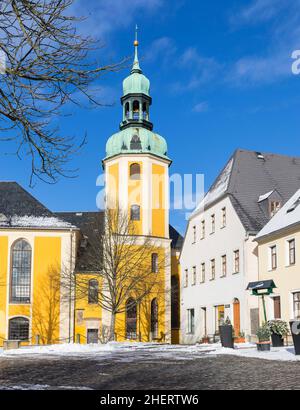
{"left": 192, "top": 266, "right": 196, "bottom": 285}
{"left": 211, "top": 214, "right": 215, "bottom": 234}
{"left": 210, "top": 259, "right": 216, "bottom": 280}
{"left": 270, "top": 245, "right": 277, "bottom": 270}
{"left": 234, "top": 250, "right": 240, "bottom": 274}
{"left": 221, "top": 207, "right": 226, "bottom": 228}
{"left": 187, "top": 309, "right": 195, "bottom": 334}
{"left": 201, "top": 220, "right": 205, "bottom": 239}
{"left": 192, "top": 226, "right": 196, "bottom": 244}
{"left": 288, "top": 239, "right": 296, "bottom": 266}
{"left": 293, "top": 292, "right": 300, "bottom": 320}
{"left": 200, "top": 263, "right": 205, "bottom": 283}
{"left": 270, "top": 201, "right": 281, "bottom": 217}
{"left": 221, "top": 255, "right": 227, "bottom": 277}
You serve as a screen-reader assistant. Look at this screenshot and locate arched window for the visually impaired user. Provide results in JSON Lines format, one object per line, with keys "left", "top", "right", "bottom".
{"left": 151, "top": 298, "right": 158, "bottom": 339}
{"left": 126, "top": 298, "right": 137, "bottom": 340}
{"left": 171, "top": 276, "right": 180, "bottom": 329}
{"left": 130, "top": 134, "right": 142, "bottom": 150}
{"left": 125, "top": 102, "right": 130, "bottom": 119}
{"left": 130, "top": 163, "right": 141, "bottom": 180}
{"left": 11, "top": 240, "right": 32, "bottom": 303}
{"left": 132, "top": 100, "right": 140, "bottom": 120}
{"left": 9, "top": 317, "right": 29, "bottom": 341}
{"left": 88, "top": 279, "right": 99, "bottom": 304}
{"left": 130, "top": 205, "right": 140, "bottom": 221}
{"left": 151, "top": 253, "right": 158, "bottom": 273}
{"left": 142, "top": 102, "right": 148, "bottom": 120}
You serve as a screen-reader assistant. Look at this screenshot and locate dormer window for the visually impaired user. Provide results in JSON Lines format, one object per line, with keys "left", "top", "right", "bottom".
{"left": 130, "top": 135, "right": 142, "bottom": 150}
{"left": 270, "top": 201, "right": 281, "bottom": 217}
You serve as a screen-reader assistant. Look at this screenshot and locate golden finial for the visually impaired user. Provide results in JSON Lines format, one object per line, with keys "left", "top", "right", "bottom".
{"left": 134, "top": 24, "right": 139, "bottom": 47}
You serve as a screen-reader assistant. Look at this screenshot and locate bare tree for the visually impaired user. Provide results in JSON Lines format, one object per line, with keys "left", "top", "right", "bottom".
{"left": 32, "top": 266, "right": 61, "bottom": 345}
{"left": 0, "top": 0, "right": 126, "bottom": 184}
{"left": 62, "top": 208, "right": 170, "bottom": 342}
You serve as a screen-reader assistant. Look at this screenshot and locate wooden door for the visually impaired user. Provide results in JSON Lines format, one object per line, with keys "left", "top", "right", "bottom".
{"left": 233, "top": 299, "right": 241, "bottom": 337}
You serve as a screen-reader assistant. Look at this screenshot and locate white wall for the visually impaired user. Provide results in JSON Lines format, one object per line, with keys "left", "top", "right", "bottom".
{"left": 180, "top": 196, "right": 259, "bottom": 344}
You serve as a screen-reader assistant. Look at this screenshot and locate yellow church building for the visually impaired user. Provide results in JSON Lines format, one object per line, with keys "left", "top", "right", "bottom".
{"left": 0, "top": 35, "right": 182, "bottom": 347}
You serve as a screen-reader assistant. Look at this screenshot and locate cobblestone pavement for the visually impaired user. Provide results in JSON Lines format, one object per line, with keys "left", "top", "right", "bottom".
{"left": 0, "top": 351, "right": 300, "bottom": 390}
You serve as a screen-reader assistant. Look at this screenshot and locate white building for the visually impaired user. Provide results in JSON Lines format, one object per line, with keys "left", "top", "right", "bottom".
{"left": 180, "top": 149, "right": 300, "bottom": 344}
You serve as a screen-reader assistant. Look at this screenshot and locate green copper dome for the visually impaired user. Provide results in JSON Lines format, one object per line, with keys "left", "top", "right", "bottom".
{"left": 123, "top": 72, "right": 150, "bottom": 96}
{"left": 106, "top": 127, "right": 168, "bottom": 160}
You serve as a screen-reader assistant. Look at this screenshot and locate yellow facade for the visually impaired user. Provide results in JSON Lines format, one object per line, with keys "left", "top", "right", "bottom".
{"left": 257, "top": 225, "right": 300, "bottom": 325}
{"left": 0, "top": 231, "right": 72, "bottom": 347}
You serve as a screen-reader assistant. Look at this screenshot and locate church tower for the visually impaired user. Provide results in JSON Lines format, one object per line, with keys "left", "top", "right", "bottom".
{"left": 103, "top": 29, "right": 171, "bottom": 239}
{"left": 103, "top": 29, "right": 172, "bottom": 342}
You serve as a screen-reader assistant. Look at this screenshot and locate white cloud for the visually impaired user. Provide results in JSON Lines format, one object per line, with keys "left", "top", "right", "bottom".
{"left": 193, "top": 102, "right": 209, "bottom": 113}
{"left": 227, "top": 0, "right": 300, "bottom": 86}
{"left": 70, "top": 0, "right": 164, "bottom": 38}
{"left": 145, "top": 37, "right": 177, "bottom": 64}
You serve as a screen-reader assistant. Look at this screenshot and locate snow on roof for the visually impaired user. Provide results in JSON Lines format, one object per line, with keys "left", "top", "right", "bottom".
{"left": 191, "top": 158, "right": 234, "bottom": 218}
{"left": 258, "top": 190, "right": 274, "bottom": 203}
{"left": 256, "top": 188, "right": 300, "bottom": 240}
{"left": 0, "top": 215, "right": 77, "bottom": 230}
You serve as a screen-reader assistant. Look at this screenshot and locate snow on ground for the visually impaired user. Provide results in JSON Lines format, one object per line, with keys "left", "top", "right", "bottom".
{"left": 0, "top": 342, "right": 300, "bottom": 362}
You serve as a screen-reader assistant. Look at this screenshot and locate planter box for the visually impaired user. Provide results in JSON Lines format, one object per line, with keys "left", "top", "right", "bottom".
{"left": 235, "top": 337, "right": 245, "bottom": 344}
{"left": 257, "top": 342, "right": 271, "bottom": 352}
{"left": 3, "top": 340, "right": 21, "bottom": 351}
{"left": 290, "top": 321, "right": 300, "bottom": 356}
{"left": 219, "top": 325, "right": 234, "bottom": 349}
{"left": 271, "top": 333, "right": 284, "bottom": 348}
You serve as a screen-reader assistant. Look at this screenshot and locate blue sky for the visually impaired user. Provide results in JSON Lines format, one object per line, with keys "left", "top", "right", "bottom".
{"left": 1, "top": 0, "right": 300, "bottom": 234}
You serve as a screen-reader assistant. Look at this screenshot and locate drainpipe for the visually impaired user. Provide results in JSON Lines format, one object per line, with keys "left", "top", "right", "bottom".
{"left": 68, "top": 229, "right": 74, "bottom": 343}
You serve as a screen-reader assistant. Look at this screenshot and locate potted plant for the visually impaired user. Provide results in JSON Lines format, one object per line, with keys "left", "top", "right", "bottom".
{"left": 268, "top": 320, "right": 289, "bottom": 347}
{"left": 290, "top": 320, "right": 300, "bottom": 355}
{"left": 234, "top": 331, "right": 246, "bottom": 344}
{"left": 219, "top": 317, "right": 234, "bottom": 349}
{"left": 201, "top": 335, "right": 210, "bottom": 344}
{"left": 256, "top": 323, "right": 271, "bottom": 352}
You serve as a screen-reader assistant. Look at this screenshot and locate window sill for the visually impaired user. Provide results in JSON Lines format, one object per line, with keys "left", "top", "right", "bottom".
{"left": 9, "top": 302, "right": 31, "bottom": 306}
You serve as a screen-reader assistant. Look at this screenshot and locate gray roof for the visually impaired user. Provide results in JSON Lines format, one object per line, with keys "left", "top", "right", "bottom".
{"left": 195, "top": 149, "right": 300, "bottom": 233}
{"left": 0, "top": 182, "right": 75, "bottom": 229}
{"left": 57, "top": 211, "right": 183, "bottom": 272}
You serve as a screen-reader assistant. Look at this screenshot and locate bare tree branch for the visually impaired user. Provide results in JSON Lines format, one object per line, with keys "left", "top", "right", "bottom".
{"left": 0, "top": 0, "right": 127, "bottom": 185}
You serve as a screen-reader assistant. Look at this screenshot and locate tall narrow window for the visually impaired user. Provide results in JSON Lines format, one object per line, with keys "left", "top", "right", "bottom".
{"left": 130, "top": 163, "right": 141, "bottom": 180}
{"left": 293, "top": 293, "right": 300, "bottom": 320}
{"left": 88, "top": 280, "right": 99, "bottom": 304}
{"left": 142, "top": 102, "right": 148, "bottom": 120}
{"left": 201, "top": 220, "right": 205, "bottom": 239}
{"left": 192, "top": 226, "right": 196, "bottom": 244}
{"left": 151, "top": 298, "right": 158, "bottom": 339}
{"left": 171, "top": 276, "right": 180, "bottom": 329}
{"left": 192, "top": 266, "right": 196, "bottom": 286}
{"left": 211, "top": 259, "right": 216, "bottom": 281}
{"left": 125, "top": 102, "right": 130, "bottom": 119}
{"left": 233, "top": 250, "right": 240, "bottom": 274}
{"left": 289, "top": 239, "right": 296, "bottom": 266}
{"left": 270, "top": 201, "right": 281, "bottom": 217}
{"left": 221, "top": 255, "right": 227, "bottom": 278}
{"left": 11, "top": 240, "right": 32, "bottom": 304}
{"left": 132, "top": 100, "right": 140, "bottom": 120}
{"left": 187, "top": 309, "right": 195, "bottom": 334}
{"left": 201, "top": 263, "right": 206, "bottom": 283}
{"left": 184, "top": 269, "right": 188, "bottom": 287}
{"left": 151, "top": 253, "right": 158, "bottom": 273}
{"left": 211, "top": 215, "right": 215, "bottom": 234}
{"left": 273, "top": 297, "right": 281, "bottom": 319}
{"left": 126, "top": 298, "right": 137, "bottom": 340}
{"left": 130, "top": 205, "right": 140, "bottom": 221}
{"left": 9, "top": 317, "right": 29, "bottom": 341}
{"left": 270, "top": 246, "right": 277, "bottom": 270}
{"left": 221, "top": 207, "right": 226, "bottom": 228}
